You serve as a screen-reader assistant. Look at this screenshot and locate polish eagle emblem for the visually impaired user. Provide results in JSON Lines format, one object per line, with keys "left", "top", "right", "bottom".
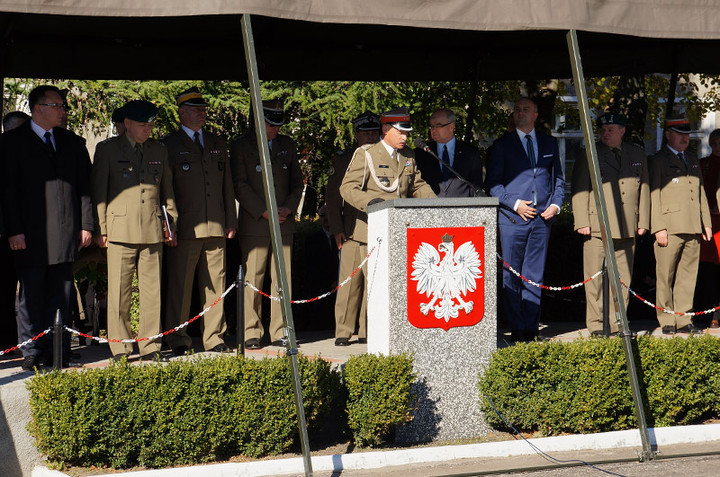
{"left": 410, "top": 233, "right": 482, "bottom": 322}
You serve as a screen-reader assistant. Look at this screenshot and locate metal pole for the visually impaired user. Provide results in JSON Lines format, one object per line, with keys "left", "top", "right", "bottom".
{"left": 567, "top": 30, "right": 655, "bottom": 462}
{"left": 53, "top": 309, "right": 62, "bottom": 370}
{"left": 240, "top": 14, "right": 313, "bottom": 477}
{"left": 237, "top": 266, "right": 245, "bottom": 356}
{"left": 602, "top": 262, "right": 610, "bottom": 337}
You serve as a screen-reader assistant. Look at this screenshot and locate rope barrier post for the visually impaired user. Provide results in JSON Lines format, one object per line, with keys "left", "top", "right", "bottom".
{"left": 237, "top": 267, "right": 245, "bottom": 356}
{"left": 53, "top": 309, "right": 62, "bottom": 370}
{"left": 568, "top": 29, "right": 655, "bottom": 462}
{"left": 602, "top": 262, "right": 610, "bottom": 337}
{"left": 241, "top": 14, "right": 313, "bottom": 477}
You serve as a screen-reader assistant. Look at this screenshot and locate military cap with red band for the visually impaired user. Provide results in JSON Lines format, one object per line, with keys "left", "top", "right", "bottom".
{"left": 381, "top": 106, "right": 413, "bottom": 132}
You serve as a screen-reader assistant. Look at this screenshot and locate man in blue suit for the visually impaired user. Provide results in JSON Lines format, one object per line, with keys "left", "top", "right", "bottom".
{"left": 486, "top": 97, "right": 565, "bottom": 342}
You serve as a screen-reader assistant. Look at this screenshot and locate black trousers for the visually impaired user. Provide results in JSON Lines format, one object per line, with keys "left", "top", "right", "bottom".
{"left": 14, "top": 261, "right": 73, "bottom": 358}
{"left": 0, "top": 237, "right": 18, "bottom": 350}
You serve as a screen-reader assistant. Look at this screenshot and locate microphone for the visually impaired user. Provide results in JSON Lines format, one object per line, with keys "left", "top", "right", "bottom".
{"left": 413, "top": 137, "right": 485, "bottom": 198}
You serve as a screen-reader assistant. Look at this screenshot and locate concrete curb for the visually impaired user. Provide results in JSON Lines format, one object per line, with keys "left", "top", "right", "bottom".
{"left": 31, "top": 423, "right": 720, "bottom": 477}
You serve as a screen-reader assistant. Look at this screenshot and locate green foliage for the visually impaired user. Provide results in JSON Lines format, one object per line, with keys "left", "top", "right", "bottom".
{"left": 27, "top": 355, "right": 340, "bottom": 468}
{"left": 343, "top": 353, "right": 416, "bottom": 447}
{"left": 130, "top": 272, "right": 139, "bottom": 335}
{"left": 479, "top": 336, "right": 720, "bottom": 435}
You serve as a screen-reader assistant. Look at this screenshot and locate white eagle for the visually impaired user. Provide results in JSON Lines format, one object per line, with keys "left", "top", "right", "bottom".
{"left": 411, "top": 234, "right": 482, "bottom": 322}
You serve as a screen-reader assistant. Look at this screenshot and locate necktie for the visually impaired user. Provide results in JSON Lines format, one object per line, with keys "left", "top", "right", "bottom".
{"left": 134, "top": 143, "right": 143, "bottom": 160}
{"left": 612, "top": 147, "right": 622, "bottom": 168}
{"left": 268, "top": 140, "right": 273, "bottom": 154}
{"left": 44, "top": 131, "right": 55, "bottom": 152}
{"left": 393, "top": 149, "right": 398, "bottom": 163}
{"left": 678, "top": 152, "right": 686, "bottom": 166}
{"left": 193, "top": 131, "right": 203, "bottom": 153}
{"left": 525, "top": 134, "right": 536, "bottom": 169}
{"left": 442, "top": 145, "right": 451, "bottom": 181}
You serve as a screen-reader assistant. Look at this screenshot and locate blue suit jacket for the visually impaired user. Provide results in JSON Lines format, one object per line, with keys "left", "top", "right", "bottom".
{"left": 486, "top": 130, "right": 565, "bottom": 226}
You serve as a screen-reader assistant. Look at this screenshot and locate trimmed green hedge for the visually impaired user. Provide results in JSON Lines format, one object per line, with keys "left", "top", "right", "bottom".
{"left": 479, "top": 335, "right": 720, "bottom": 435}
{"left": 28, "top": 355, "right": 340, "bottom": 468}
{"left": 343, "top": 353, "right": 415, "bottom": 447}
{"left": 28, "top": 352, "right": 417, "bottom": 469}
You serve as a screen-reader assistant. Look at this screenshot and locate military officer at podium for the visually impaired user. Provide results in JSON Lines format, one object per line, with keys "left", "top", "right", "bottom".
{"left": 339, "top": 107, "right": 435, "bottom": 341}
{"left": 326, "top": 111, "right": 381, "bottom": 346}
{"left": 162, "top": 87, "right": 237, "bottom": 355}
{"left": 571, "top": 113, "right": 649, "bottom": 337}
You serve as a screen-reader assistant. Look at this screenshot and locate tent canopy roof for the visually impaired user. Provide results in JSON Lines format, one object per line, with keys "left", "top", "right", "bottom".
{"left": 1, "top": 2, "right": 719, "bottom": 80}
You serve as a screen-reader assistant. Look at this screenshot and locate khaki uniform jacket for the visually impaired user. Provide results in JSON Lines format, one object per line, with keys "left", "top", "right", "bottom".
{"left": 91, "top": 135, "right": 177, "bottom": 244}
{"left": 326, "top": 148, "right": 361, "bottom": 237}
{"left": 230, "top": 133, "right": 303, "bottom": 237}
{"left": 572, "top": 141, "right": 650, "bottom": 238}
{"left": 650, "top": 146, "right": 711, "bottom": 235}
{"left": 339, "top": 141, "right": 436, "bottom": 243}
{"left": 162, "top": 129, "right": 238, "bottom": 239}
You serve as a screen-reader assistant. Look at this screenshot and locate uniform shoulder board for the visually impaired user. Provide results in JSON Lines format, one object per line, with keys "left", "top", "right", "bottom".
{"left": 630, "top": 142, "right": 644, "bottom": 149}
{"left": 361, "top": 143, "right": 374, "bottom": 151}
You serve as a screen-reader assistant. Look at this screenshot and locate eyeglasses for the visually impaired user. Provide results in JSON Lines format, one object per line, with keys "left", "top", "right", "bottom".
{"left": 429, "top": 122, "right": 452, "bottom": 130}
{"left": 39, "top": 103, "right": 66, "bottom": 110}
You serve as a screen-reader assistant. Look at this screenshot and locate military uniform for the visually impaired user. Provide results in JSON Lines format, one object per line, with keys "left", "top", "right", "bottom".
{"left": 339, "top": 141, "right": 435, "bottom": 341}
{"left": 572, "top": 141, "right": 650, "bottom": 333}
{"left": 650, "top": 145, "right": 711, "bottom": 328}
{"left": 230, "top": 133, "right": 303, "bottom": 343}
{"left": 91, "top": 134, "right": 177, "bottom": 356}
{"left": 162, "top": 128, "right": 237, "bottom": 351}
{"left": 326, "top": 148, "right": 368, "bottom": 340}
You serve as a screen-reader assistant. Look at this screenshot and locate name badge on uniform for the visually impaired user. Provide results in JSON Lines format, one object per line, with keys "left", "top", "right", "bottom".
{"left": 182, "top": 162, "right": 191, "bottom": 172}
{"left": 256, "top": 164, "right": 262, "bottom": 173}
{"left": 379, "top": 165, "right": 389, "bottom": 168}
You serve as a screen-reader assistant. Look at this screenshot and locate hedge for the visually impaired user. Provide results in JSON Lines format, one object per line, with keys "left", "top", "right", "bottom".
{"left": 28, "top": 352, "right": 416, "bottom": 469}
{"left": 479, "top": 335, "right": 720, "bottom": 435}
{"left": 28, "top": 355, "right": 341, "bottom": 468}
{"left": 343, "top": 353, "right": 416, "bottom": 447}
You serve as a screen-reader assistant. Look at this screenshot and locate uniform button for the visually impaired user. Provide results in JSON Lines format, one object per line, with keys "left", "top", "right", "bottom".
{"left": 141, "top": 200, "right": 145, "bottom": 203}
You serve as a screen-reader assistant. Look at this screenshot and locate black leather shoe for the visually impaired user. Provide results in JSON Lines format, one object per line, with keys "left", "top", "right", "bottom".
{"left": 357, "top": 338, "right": 367, "bottom": 344}
{"left": 110, "top": 353, "right": 130, "bottom": 362}
{"left": 662, "top": 325, "right": 676, "bottom": 335}
{"left": 244, "top": 338, "right": 262, "bottom": 350}
{"left": 335, "top": 338, "right": 349, "bottom": 346}
{"left": 590, "top": 330, "right": 604, "bottom": 338}
{"left": 172, "top": 346, "right": 191, "bottom": 356}
{"left": 271, "top": 338, "right": 288, "bottom": 347}
{"left": 21, "top": 356, "right": 38, "bottom": 372}
{"left": 677, "top": 323, "right": 704, "bottom": 334}
{"left": 140, "top": 352, "right": 169, "bottom": 362}
{"left": 209, "top": 343, "right": 232, "bottom": 353}
{"left": 63, "top": 359, "right": 82, "bottom": 368}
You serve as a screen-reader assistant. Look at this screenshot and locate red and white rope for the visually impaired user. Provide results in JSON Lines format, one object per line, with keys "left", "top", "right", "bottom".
{"left": 0, "top": 328, "right": 53, "bottom": 356}
{"left": 245, "top": 242, "right": 378, "bottom": 303}
{"left": 499, "top": 254, "right": 602, "bottom": 291}
{"left": 64, "top": 282, "right": 237, "bottom": 344}
{"left": 623, "top": 282, "right": 720, "bottom": 317}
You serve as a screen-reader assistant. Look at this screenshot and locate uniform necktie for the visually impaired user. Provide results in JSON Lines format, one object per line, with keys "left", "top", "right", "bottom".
{"left": 612, "top": 147, "right": 622, "bottom": 168}
{"left": 442, "top": 144, "right": 451, "bottom": 181}
{"left": 525, "top": 134, "right": 536, "bottom": 169}
{"left": 44, "top": 131, "right": 55, "bottom": 152}
{"left": 134, "top": 143, "right": 143, "bottom": 160}
{"left": 393, "top": 149, "right": 398, "bottom": 163}
{"left": 193, "top": 131, "right": 203, "bottom": 153}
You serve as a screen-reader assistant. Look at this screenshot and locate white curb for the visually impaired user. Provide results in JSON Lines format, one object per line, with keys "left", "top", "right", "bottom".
{"left": 32, "top": 423, "right": 720, "bottom": 477}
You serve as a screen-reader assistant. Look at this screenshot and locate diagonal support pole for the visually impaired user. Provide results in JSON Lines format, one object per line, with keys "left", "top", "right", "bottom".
{"left": 567, "top": 29, "right": 655, "bottom": 462}
{"left": 240, "top": 14, "right": 313, "bottom": 476}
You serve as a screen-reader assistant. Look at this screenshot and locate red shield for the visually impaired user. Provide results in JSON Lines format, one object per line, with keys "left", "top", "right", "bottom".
{"left": 407, "top": 227, "right": 485, "bottom": 331}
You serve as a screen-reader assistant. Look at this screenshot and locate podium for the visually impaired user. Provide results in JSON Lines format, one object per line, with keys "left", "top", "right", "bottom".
{"left": 367, "top": 197, "right": 498, "bottom": 442}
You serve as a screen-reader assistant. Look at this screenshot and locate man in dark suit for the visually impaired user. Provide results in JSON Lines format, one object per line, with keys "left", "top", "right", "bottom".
{"left": 414, "top": 108, "right": 484, "bottom": 197}
{"left": 486, "top": 97, "right": 565, "bottom": 342}
{"left": 0, "top": 85, "right": 93, "bottom": 370}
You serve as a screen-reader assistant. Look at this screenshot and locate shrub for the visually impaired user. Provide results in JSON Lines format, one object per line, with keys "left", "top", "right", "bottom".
{"left": 479, "top": 335, "right": 720, "bottom": 435}
{"left": 27, "top": 355, "right": 340, "bottom": 469}
{"left": 343, "top": 353, "right": 416, "bottom": 447}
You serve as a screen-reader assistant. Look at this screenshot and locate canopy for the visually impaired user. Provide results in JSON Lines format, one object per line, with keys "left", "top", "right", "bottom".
{"left": 1, "top": 1, "right": 719, "bottom": 80}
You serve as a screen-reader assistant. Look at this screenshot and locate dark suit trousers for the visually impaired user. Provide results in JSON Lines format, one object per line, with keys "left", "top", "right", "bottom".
{"left": 0, "top": 237, "right": 18, "bottom": 349}
{"left": 499, "top": 218, "right": 551, "bottom": 333}
{"left": 14, "top": 261, "right": 73, "bottom": 358}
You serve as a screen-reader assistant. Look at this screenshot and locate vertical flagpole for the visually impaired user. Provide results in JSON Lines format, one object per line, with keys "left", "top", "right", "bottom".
{"left": 241, "top": 14, "right": 314, "bottom": 476}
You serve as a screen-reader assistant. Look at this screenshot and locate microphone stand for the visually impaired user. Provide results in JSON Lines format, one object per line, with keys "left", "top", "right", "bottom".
{"left": 414, "top": 138, "right": 516, "bottom": 223}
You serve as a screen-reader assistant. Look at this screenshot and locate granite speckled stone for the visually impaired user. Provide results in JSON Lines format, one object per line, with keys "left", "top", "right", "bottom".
{"left": 367, "top": 198, "right": 498, "bottom": 443}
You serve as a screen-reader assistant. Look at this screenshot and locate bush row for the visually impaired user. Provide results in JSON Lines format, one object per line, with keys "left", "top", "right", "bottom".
{"left": 478, "top": 335, "right": 720, "bottom": 435}
{"left": 27, "top": 353, "right": 415, "bottom": 469}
